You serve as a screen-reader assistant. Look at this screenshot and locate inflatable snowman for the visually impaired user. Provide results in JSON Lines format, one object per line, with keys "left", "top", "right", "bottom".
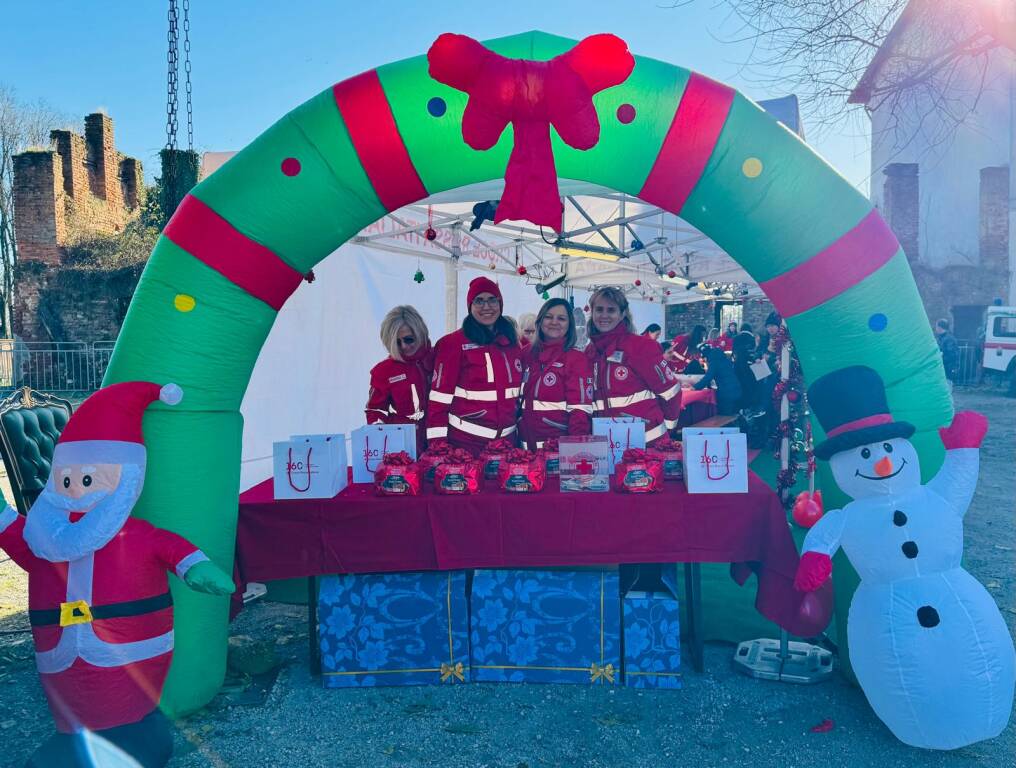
{"left": 795, "top": 366, "right": 1014, "bottom": 750}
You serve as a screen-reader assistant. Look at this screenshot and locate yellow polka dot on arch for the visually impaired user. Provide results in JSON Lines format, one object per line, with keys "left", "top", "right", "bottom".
{"left": 742, "top": 157, "right": 763, "bottom": 178}
{"left": 174, "top": 294, "right": 196, "bottom": 312}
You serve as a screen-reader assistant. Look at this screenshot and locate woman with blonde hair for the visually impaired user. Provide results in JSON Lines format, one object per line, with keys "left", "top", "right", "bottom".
{"left": 365, "top": 305, "right": 434, "bottom": 453}
{"left": 584, "top": 287, "right": 681, "bottom": 445}
{"left": 517, "top": 312, "right": 538, "bottom": 350}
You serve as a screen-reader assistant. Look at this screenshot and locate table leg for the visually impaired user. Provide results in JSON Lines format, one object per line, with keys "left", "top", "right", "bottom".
{"left": 683, "top": 563, "right": 704, "bottom": 672}
{"left": 308, "top": 575, "right": 320, "bottom": 677}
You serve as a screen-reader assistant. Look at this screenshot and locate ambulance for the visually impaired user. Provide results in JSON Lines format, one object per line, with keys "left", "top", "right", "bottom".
{"left": 981, "top": 305, "right": 1016, "bottom": 395}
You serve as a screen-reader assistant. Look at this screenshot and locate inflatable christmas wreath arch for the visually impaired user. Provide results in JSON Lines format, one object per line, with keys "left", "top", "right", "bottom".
{"left": 103, "top": 31, "right": 952, "bottom": 715}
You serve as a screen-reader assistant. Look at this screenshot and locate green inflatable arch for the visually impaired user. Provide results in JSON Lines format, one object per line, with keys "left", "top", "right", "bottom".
{"left": 104, "top": 31, "right": 952, "bottom": 715}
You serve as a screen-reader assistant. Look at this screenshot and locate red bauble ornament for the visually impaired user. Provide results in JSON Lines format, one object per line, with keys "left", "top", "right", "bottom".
{"left": 667, "top": 270, "right": 676, "bottom": 278}
{"left": 584, "top": 305, "right": 590, "bottom": 312}
{"left": 665, "top": 290, "right": 671, "bottom": 295}
{"left": 787, "top": 390, "right": 801, "bottom": 403}
{"left": 792, "top": 490, "right": 824, "bottom": 528}
{"left": 517, "top": 265, "right": 527, "bottom": 275}
{"left": 425, "top": 227, "right": 437, "bottom": 241}
{"left": 634, "top": 279, "right": 641, "bottom": 286}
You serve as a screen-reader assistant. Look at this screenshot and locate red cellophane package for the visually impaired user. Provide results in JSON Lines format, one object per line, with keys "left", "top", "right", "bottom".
{"left": 537, "top": 437, "right": 560, "bottom": 475}
{"left": 497, "top": 448, "right": 547, "bottom": 493}
{"left": 651, "top": 438, "right": 684, "bottom": 480}
{"left": 614, "top": 448, "right": 664, "bottom": 493}
{"left": 374, "top": 451, "right": 422, "bottom": 496}
{"left": 479, "top": 438, "right": 515, "bottom": 480}
{"left": 434, "top": 448, "right": 483, "bottom": 494}
{"left": 418, "top": 441, "right": 453, "bottom": 482}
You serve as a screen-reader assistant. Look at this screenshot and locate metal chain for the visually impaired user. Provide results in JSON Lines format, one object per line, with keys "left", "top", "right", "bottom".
{"left": 183, "top": 0, "right": 193, "bottom": 150}
{"left": 166, "top": 0, "right": 179, "bottom": 151}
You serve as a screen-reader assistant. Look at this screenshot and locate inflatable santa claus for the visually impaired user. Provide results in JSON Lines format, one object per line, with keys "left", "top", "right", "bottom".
{"left": 0, "top": 381, "right": 234, "bottom": 768}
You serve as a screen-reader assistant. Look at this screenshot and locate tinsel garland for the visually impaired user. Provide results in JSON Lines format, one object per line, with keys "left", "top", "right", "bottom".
{"left": 768, "top": 327, "right": 812, "bottom": 503}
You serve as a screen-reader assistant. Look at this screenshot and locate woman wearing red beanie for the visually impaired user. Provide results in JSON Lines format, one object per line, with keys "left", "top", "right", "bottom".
{"left": 426, "top": 276, "right": 523, "bottom": 454}
{"left": 585, "top": 287, "right": 682, "bottom": 445}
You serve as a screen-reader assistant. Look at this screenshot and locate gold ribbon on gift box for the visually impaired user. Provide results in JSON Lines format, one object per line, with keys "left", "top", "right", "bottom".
{"left": 440, "top": 661, "right": 465, "bottom": 682}
{"left": 589, "top": 662, "right": 615, "bottom": 684}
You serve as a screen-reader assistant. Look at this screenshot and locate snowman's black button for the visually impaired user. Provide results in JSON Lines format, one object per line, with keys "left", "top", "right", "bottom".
{"left": 893, "top": 510, "right": 907, "bottom": 526}
{"left": 901, "top": 541, "right": 919, "bottom": 558}
{"left": 917, "top": 606, "right": 940, "bottom": 628}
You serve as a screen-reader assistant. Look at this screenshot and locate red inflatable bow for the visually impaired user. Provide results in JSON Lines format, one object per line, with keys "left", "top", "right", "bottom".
{"left": 428, "top": 33, "right": 635, "bottom": 231}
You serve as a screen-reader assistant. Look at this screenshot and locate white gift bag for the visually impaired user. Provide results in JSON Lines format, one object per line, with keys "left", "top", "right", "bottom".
{"left": 592, "top": 417, "right": 646, "bottom": 472}
{"left": 273, "top": 434, "right": 348, "bottom": 500}
{"left": 682, "top": 431, "right": 748, "bottom": 494}
{"left": 350, "top": 425, "right": 409, "bottom": 483}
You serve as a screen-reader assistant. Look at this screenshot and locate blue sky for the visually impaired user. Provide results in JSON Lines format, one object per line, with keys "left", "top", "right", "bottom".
{"left": 1, "top": 0, "right": 873, "bottom": 193}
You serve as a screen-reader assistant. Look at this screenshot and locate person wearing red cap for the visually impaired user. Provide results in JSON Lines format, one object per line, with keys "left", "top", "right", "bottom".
{"left": 426, "top": 276, "right": 524, "bottom": 453}
{"left": 0, "top": 381, "right": 234, "bottom": 768}
{"left": 519, "top": 298, "right": 593, "bottom": 450}
{"left": 585, "top": 287, "right": 683, "bottom": 445}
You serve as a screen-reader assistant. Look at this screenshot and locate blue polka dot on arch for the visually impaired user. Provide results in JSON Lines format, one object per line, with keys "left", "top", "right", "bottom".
{"left": 427, "top": 97, "right": 447, "bottom": 117}
{"left": 868, "top": 313, "right": 888, "bottom": 332}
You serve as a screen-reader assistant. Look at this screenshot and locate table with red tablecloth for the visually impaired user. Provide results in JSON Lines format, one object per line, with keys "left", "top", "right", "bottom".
{"left": 236, "top": 469, "right": 829, "bottom": 672}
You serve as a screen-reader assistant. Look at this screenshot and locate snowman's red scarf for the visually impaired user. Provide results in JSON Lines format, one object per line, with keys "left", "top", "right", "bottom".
{"left": 23, "top": 464, "right": 144, "bottom": 562}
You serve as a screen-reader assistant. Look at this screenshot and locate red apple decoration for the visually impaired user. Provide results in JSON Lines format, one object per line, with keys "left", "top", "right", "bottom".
{"left": 425, "top": 227, "right": 437, "bottom": 241}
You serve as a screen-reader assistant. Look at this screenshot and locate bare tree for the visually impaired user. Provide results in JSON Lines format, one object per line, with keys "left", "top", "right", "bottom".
{"left": 0, "top": 85, "right": 67, "bottom": 337}
{"left": 671, "top": 0, "right": 1014, "bottom": 150}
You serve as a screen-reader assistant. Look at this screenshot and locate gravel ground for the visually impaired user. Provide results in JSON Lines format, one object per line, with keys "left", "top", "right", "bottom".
{"left": 1, "top": 387, "right": 1013, "bottom": 767}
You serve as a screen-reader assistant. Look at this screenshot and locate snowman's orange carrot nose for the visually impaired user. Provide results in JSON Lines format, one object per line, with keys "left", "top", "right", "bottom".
{"left": 874, "top": 457, "right": 894, "bottom": 477}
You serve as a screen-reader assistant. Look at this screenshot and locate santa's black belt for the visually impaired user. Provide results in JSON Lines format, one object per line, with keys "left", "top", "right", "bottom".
{"left": 29, "top": 592, "right": 173, "bottom": 627}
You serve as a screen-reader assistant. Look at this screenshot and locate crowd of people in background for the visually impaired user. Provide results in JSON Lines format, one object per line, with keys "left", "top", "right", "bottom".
{"left": 364, "top": 276, "right": 790, "bottom": 457}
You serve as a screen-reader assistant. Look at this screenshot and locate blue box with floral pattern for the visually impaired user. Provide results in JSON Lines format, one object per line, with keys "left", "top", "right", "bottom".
{"left": 470, "top": 568, "right": 620, "bottom": 685}
{"left": 622, "top": 572, "right": 681, "bottom": 689}
{"left": 318, "top": 570, "right": 470, "bottom": 688}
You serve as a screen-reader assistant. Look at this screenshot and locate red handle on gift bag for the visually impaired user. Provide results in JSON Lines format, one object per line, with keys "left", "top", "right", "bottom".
{"left": 287, "top": 446, "right": 314, "bottom": 492}
{"left": 702, "top": 438, "right": 731, "bottom": 481}
{"left": 362, "top": 434, "right": 389, "bottom": 473}
{"left": 608, "top": 427, "right": 631, "bottom": 465}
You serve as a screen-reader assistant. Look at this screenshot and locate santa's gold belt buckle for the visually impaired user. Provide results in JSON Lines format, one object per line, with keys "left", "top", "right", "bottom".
{"left": 59, "top": 600, "right": 93, "bottom": 627}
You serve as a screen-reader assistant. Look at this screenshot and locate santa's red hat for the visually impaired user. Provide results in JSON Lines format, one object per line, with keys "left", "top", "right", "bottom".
{"left": 53, "top": 381, "right": 183, "bottom": 466}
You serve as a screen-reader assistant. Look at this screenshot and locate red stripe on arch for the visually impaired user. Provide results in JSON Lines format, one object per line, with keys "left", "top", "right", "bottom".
{"left": 760, "top": 209, "right": 900, "bottom": 318}
{"left": 638, "top": 73, "right": 735, "bottom": 214}
{"left": 164, "top": 195, "right": 303, "bottom": 311}
{"left": 333, "top": 70, "right": 428, "bottom": 211}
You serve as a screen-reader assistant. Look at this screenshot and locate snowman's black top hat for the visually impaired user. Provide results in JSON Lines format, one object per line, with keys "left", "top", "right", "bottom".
{"left": 808, "top": 365, "right": 914, "bottom": 460}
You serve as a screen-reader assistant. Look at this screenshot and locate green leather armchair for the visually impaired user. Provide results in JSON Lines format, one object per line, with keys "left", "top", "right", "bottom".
{"left": 0, "top": 387, "right": 72, "bottom": 515}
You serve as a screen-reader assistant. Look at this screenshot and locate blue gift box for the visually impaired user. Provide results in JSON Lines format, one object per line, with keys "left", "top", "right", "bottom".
{"left": 470, "top": 568, "right": 620, "bottom": 685}
{"left": 622, "top": 569, "right": 682, "bottom": 689}
{"left": 318, "top": 570, "right": 470, "bottom": 687}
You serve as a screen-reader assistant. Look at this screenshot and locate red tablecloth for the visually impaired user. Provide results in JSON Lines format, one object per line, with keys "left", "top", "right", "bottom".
{"left": 678, "top": 387, "right": 716, "bottom": 425}
{"left": 236, "top": 472, "right": 831, "bottom": 637}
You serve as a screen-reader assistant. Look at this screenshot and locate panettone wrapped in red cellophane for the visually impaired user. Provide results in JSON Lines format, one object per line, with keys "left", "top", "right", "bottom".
{"left": 434, "top": 448, "right": 483, "bottom": 494}
{"left": 418, "top": 441, "right": 454, "bottom": 483}
{"left": 537, "top": 437, "right": 560, "bottom": 475}
{"left": 497, "top": 448, "right": 546, "bottom": 493}
{"left": 614, "top": 448, "right": 664, "bottom": 493}
{"left": 652, "top": 437, "right": 684, "bottom": 480}
{"left": 479, "top": 438, "right": 515, "bottom": 480}
{"left": 374, "top": 451, "right": 421, "bottom": 496}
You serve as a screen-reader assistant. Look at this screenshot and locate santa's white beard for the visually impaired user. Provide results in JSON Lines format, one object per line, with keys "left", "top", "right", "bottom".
{"left": 24, "top": 464, "right": 144, "bottom": 562}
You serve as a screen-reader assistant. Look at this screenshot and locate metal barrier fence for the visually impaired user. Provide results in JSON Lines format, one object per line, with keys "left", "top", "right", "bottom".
{"left": 0, "top": 340, "right": 117, "bottom": 396}
{"left": 954, "top": 342, "right": 980, "bottom": 386}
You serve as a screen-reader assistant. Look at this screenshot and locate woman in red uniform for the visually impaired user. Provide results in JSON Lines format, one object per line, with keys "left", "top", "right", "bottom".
{"left": 519, "top": 298, "right": 593, "bottom": 450}
{"left": 667, "top": 324, "right": 707, "bottom": 373}
{"left": 585, "top": 287, "right": 682, "bottom": 445}
{"left": 364, "top": 305, "right": 434, "bottom": 453}
{"left": 426, "top": 277, "right": 523, "bottom": 454}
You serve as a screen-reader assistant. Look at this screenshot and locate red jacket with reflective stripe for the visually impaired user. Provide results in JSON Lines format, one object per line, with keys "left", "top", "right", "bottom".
{"left": 426, "top": 329, "right": 523, "bottom": 445}
{"left": 585, "top": 328, "right": 683, "bottom": 444}
{"left": 519, "top": 343, "right": 593, "bottom": 450}
{"left": 364, "top": 352, "right": 434, "bottom": 426}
